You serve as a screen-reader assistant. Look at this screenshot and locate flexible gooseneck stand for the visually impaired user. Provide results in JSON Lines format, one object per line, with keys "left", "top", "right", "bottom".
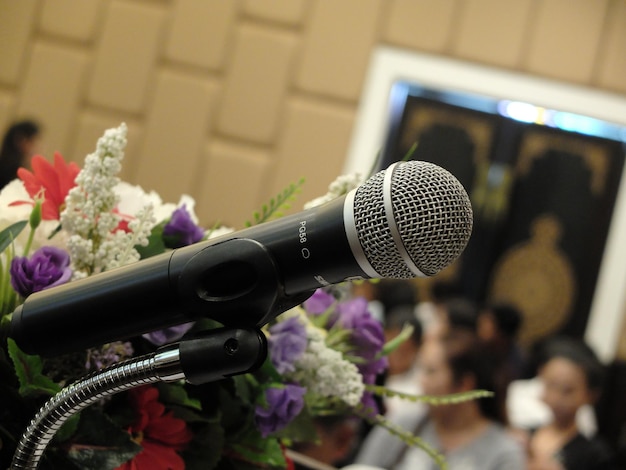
{"left": 10, "top": 327, "right": 267, "bottom": 470}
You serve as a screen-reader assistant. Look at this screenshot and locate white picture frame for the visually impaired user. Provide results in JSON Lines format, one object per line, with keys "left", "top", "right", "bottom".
{"left": 345, "top": 46, "right": 626, "bottom": 362}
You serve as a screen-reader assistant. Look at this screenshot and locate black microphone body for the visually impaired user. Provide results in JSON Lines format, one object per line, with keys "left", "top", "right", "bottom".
{"left": 10, "top": 197, "right": 361, "bottom": 356}
{"left": 10, "top": 161, "right": 474, "bottom": 357}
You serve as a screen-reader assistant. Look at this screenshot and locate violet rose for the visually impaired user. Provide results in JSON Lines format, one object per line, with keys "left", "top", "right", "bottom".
{"left": 142, "top": 322, "right": 195, "bottom": 346}
{"left": 10, "top": 246, "right": 72, "bottom": 298}
{"left": 255, "top": 383, "right": 306, "bottom": 437}
{"left": 303, "top": 289, "right": 335, "bottom": 314}
{"left": 163, "top": 204, "right": 204, "bottom": 248}
{"left": 268, "top": 316, "right": 307, "bottom": 374}
{"left": 336, "top": 297, "right": 388, "bottom": 378}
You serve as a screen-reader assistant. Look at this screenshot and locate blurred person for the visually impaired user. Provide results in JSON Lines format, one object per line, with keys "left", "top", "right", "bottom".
{"left": 354, "top": 334, "right": 525, "bottom": 469}
{"left": 382, "top": 305, "right": 424, "bottom": 414}
{"left": 289, "top": 416, "right": 360, "bottom": 470}
{"left": 525, "top": 336, "right": 614, "bottom": 470}
{"left": 477, "top": 302, "right": 525, "bottom": 382}
{"left": 507, "top": 336, "right": 598, "bottom": 439}
{"left": 352, "top": 279, "right": 418, "bottom": 323}
{"left": 427, "top": 296, "right": 479, "bottom": 343}
{"left": 0, "top": 120, "right": 41, "bottom": 190}
{"left": 415, "top": 281, "right": 463, "bottom": 338}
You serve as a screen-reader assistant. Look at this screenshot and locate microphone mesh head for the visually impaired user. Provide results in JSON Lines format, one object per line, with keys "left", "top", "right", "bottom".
{"left": 352, "top": 160, "right": 473, "bottom": 277}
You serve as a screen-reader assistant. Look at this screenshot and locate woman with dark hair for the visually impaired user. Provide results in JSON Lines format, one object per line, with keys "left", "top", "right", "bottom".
{"left": 527, "top": 336, "right": 614, "bottom": 470}
{"left": 354, "top": 335, "right": 525, "bottom": 469}
{"left": 0, "top": 120, "right": 40, "bottom": 190}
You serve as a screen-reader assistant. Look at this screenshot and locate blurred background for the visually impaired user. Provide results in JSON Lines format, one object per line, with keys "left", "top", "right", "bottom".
{"left": 1, "top": 0, "right": 623, "bottom": 226}
{"left": 2, "top": 0, "right": 626, "bottom": 461}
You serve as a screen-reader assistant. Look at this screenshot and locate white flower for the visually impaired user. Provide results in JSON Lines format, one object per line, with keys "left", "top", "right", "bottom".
{"left": 0, "top": 179, "right": 31, "bottom": 220}
{"left": 304, "top": 172, "right": 363, "bottom": 209}
{"left": 206, "top": 225, "right": 235, "bottom": 240}
{"left": 61, "top": 123, "right": 156, "bottom": 275}
{"left": 114, "top": 181, "right": 200, "bottom": 225}
{"left": 0, "top": 179, "right": 68, "bottom": 252}
{"left": 282, "top": 307, "right": 364, "bottom": 407}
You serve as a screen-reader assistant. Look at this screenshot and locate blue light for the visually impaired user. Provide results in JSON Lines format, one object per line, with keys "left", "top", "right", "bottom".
{"left": 499, "top": 100, "right": 540, "bottom": 123}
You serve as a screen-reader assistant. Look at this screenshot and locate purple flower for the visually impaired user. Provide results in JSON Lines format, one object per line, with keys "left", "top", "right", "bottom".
{"left": 10, "top": 246, "right": 72, "bottom": 298}
{"left": 268, "top": 317, "right": 307, "bottom": 374}
{"left": 255, "top": 384, "right": 306, "bottom": 437}
{"left": 163, "top": 204, "right": 204, "bottom": 248}
{"left": 142, "top": 322, "right": 195, "bottom": 346}
{"left": 85, "top": 341, "right": 134, "bottom": 371}
{"left": 336, "top": 297, "right": 388, "bottom": 380}
{"left": 360, "top": 391, "right": 381, "bottom": 418}
{"left": 303, "top": 289, "right": 335, "bottom": 314}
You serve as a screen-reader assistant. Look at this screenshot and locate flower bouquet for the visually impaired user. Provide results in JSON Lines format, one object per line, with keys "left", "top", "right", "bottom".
{"left": 0, "top": 124, "right": 482, "bottom": 470}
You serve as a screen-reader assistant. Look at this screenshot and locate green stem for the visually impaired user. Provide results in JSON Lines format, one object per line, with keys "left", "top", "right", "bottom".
{"left": 22, "top": 226, "right": 35, "bottom": 257}
{"left": 0, "top": 257, "right": 6, "bottom": 313}
{"left": 1, "top": 245, "right": 21, "bottom": 315}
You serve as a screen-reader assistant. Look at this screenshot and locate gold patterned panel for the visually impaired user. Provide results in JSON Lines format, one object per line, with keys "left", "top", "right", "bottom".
{"left": 489, "top": 214, "right": 576, "bottom": 345}
{"left": 398, "top": 103, "right": 494, "bottom": 168}
{"left": 516, "top": 130, "right": 610, "bottom": 196}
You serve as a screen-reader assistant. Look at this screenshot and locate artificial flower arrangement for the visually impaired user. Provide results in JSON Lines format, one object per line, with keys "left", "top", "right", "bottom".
{"left": 0, "top": 123, "right": 486, "bottom": 470}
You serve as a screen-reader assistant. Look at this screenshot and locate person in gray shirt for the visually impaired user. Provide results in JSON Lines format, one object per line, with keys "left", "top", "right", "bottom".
{"left": 355, "top": 331, "right": 526, "bottom": 470}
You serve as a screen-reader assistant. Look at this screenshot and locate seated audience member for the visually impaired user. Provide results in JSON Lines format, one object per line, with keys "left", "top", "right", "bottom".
{"left": 289, "top": 416, "right": 359, "bottom": 470}
{"left": 0, "top": 119, "right": 40, "bottom": 190}
{"left": 415, "top": 281, "right": 464, "bottom": 338}
{"left": 435, "top": 297, "right": 480, "bottom": 343}
{"left": 354, "top": 335, "right": 526, "bottom": 470}
{"left": 382, "top": 305, "right": 424, "bottom": 414}
{"left": 507, "top": 337, "right": 598, "bottom": 438}
{"left": 526, "top": 336, "right": 614, "bottom": 470}
{"left": 352, "top": 279, "right": 418, "bottom": 323}
{"left": 477, "top": 302, "right": 525, "bottom": 383}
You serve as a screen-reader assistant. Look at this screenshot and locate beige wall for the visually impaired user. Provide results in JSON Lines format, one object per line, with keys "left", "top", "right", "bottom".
{"left": 1, "top": 0, "right": 624, "bottom": 228}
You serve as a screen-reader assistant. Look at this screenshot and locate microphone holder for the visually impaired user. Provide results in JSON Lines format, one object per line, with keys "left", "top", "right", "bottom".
{"left": 10, "top": 327, "right": 267, "bottom": 470}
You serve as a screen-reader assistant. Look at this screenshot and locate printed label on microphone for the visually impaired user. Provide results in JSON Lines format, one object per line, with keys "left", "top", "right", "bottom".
{"left": 299, "top": 220, "right": 309, "bottom": 259}
{"left": 314, "top": 275, "right": 330, "bottom": 286}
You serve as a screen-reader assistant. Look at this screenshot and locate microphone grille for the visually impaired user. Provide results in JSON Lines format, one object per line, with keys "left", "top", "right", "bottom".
{"left": 352, "top": 160, "right": 473, "bottom": 277}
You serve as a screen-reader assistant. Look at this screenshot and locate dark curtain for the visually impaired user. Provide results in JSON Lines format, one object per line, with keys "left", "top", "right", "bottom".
{"left": 382, "top": 95, "right": 625, "bottom": 347}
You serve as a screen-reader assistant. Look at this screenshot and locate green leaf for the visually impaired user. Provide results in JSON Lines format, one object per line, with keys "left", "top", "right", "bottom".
{"left": 219, "top": 382, "right": 255, "bottom": 438}
{"left": 365, "top": 385, "right": 494, "bottom": 405}
{"left": 135, "top": 220, "right": 167, "bottom": 258}
{"left": 157, "top": 382, "right": 202, "bottom": 411}
{"left": 232, "top": 374, "right": 259, "bottom": 406}
{"left": 66, "top": 407, "right": 141, "bottom": 470}
{"left": 229, "top": 429, "right": 286, "bottom": 468}
{"left": 256, "top": 356, "right": 282, "bottom": 383}
{"left": 47, "top": 223, "right": 63, "bottom": 240}
{"left": 379, "top": 323, "right": 415, "bottom": 357}
{"left": 401, "top": 141, "right": 418, "bottom": 161}
{"left": 55, "top": 413, "right": 81, "bottom": 442}
{"left": 0, "top": 220, "right": 27, "bottom": 253}
{"left": 183, "top": 422, "right": 226, "bottom": 470}
{"left": 7, "top": 338, "right": 61, "bottom": 397}
{"left": 246, "top": 178, "right": 305, "bottom": 227}
{"left": 272, "top": 406, "right": 318, "bottom": 444}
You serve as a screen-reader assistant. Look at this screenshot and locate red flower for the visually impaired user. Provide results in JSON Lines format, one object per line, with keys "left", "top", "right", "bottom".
{"left": 10, "top": 152, "right": 80, "bottom": 220}
{"left": 112, "top": 207, "right": 133, "bottom": 233}
{"left": 116, "top": 386, "right": 193, "bottom": 470}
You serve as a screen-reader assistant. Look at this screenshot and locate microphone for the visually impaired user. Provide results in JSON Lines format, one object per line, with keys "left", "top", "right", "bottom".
{"left": 10, "top": 160, "right": 473, "bottom": 356}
